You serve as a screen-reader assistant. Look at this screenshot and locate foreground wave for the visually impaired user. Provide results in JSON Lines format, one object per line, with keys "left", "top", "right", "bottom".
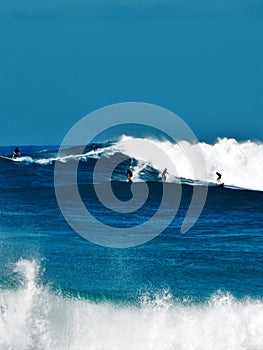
{"left": 0, "top": 260, "right": 263, "bottom": 350}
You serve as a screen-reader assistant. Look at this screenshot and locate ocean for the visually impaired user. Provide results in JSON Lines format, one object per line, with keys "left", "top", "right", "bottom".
{"left": 0, "top": 136, "right": 262, "bottom": 350}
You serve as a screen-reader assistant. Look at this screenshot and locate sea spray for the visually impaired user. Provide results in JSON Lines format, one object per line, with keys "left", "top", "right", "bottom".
{"left": 0, "top": 260, "right": 52, "bottom": 350}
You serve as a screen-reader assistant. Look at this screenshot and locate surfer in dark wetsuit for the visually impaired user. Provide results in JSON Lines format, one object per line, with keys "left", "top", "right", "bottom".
{"left": 13, "top": 147, "right": 20, "bottom": 159}
{"left": 216, "top": 172, "right": 222, "bottom": 184}
{"left": 162, "top": 168, "right": 168, "bottom": 182}
{"left": 126, "top": 169, "right": 133, "bottom": 183}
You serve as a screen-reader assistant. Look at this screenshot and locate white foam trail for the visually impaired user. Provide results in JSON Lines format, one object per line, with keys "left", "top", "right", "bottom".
{"left": 1, "top": 260, "right": 263, "bottom": 350}
{"left": 13, "top": 156, "right": 34, "bottom": 163}
{"left": 34, "top": 148, "right": 107, "bottom": 165}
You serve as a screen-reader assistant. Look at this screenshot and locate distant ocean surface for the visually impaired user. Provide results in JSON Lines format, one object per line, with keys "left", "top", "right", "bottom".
{"left": 0, "top": 136, "right": 262, "bottom": 350}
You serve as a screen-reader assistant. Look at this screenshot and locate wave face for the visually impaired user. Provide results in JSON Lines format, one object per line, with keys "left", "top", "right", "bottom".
{"left": 0, "top": 260, "right": 263, "bottom": 350}
{"left": 1, "top": 137, "right": 262, "bottom": 191}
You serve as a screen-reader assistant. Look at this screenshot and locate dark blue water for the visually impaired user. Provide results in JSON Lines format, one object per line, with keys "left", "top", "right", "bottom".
{"left": 0, "top": 144, "right": 262, "bottom": 349}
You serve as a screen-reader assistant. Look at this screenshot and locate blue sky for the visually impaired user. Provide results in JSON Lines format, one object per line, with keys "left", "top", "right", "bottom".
{"left": 0, "top": 0, "right": 262, "bottom": 145}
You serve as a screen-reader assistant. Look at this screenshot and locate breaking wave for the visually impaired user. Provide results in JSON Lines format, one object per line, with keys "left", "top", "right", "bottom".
{"left": 1, "top": 137, "right": 262, "bottom": 191}
{"left": 0, "top": 259, "right": 263, "bottom": 350}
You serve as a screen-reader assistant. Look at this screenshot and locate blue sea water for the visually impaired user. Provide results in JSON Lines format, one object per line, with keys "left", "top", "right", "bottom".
{"left": 0, "top": 139, "right": 262, "bottom": 350}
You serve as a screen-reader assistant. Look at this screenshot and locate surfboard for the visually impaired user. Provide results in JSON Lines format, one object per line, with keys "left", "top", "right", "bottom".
{"left": 0, "top": 154, "right": 13, "bottom": 161}
{"left": 217, "top": 183, "right": 224, "bottom": 187}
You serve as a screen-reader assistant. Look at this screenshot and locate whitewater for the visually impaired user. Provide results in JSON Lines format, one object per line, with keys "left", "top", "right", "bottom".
{"left": 110, "top": 136, "right": 263, "bottom": 191}
{"left": 1, "top": 260, "right": 263, "bottom": 350}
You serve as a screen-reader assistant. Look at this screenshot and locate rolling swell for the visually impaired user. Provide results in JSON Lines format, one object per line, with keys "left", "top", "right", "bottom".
{"left": 1, "top": 137, "right": 262, "bottom": 191}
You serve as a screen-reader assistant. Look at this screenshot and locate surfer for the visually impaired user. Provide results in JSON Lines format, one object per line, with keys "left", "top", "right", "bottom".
{"left": 126, "top": 169, "right": 133, "bottom": 183}
{"left": 162, "top": 168, "right": 168, "bottom": 182}
{"left": 12, "top": 147, "right": 21, "bottom": 159}
{"left": 216, "top": 172, "right": 222, "bottom": 184}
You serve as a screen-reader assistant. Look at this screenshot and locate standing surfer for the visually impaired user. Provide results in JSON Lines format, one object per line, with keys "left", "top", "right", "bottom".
{"left": 162, "top": 168, "right": 168, "bottom": 182}
{"left": 126, "top": 169, "right": 133, "bottom": 183}
{"left": 216, "top": 172, "right": 223, "bottom": 186}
